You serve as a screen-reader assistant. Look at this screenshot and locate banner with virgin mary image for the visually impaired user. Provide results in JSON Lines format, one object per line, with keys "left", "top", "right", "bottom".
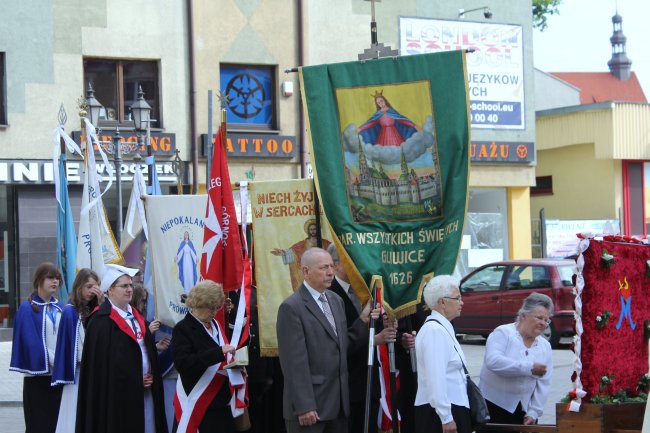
{"left": 145, "top": 194, "right": 207, "bottom": 326}
{"left": 299, "top": 50, "right": 470, "bottom": 316}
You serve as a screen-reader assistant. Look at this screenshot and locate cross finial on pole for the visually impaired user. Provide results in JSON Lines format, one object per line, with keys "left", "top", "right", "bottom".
{"left": 216, "top": 92, "right": 229, "bottom": 110}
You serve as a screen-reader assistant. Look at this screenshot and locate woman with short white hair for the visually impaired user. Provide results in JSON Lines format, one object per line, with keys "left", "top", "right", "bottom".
{"left": 415, "top": 275, "right": 472, "bottom": 433}
{"left": 479, "top": 292, "right": 553, "bottom": 431}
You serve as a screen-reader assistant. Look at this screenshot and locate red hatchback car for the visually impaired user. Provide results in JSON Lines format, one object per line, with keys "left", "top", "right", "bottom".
{"left": 453, "top": 259, "right": 576, "bottom": 348}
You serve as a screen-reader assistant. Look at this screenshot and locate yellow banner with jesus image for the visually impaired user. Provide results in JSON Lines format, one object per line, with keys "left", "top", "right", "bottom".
{"left": 251, "top": 179, "right": 332, "bottom": 356}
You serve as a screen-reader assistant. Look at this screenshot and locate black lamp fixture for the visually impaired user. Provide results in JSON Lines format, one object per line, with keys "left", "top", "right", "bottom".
{"left": 129, "top": 84, "right": 154, "bottom": 185}
{"left": 458, "top": 6, "right": 492, "bottom": 19}
{"left": 129, "top": 85, "right": 152, "bottom": 133}
{"left": 85, "top": 83, "right": 104, "bottom": 127}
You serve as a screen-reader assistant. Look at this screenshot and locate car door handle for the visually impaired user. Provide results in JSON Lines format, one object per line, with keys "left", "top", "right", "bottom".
{"left": 491, "top": 295, "right": 499, "bottom": 301}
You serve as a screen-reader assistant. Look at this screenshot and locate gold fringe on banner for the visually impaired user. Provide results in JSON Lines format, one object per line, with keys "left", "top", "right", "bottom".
{"left": 260, "top": 348, "right": 279, "bottom": 358}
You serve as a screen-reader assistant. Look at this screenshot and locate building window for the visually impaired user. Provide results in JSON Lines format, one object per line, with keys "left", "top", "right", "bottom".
{"left": 83, "top": 59, "right": 160, "bottom": 128}
{"left": 455, "top": 188, "right": 509, "bottom": 276}
{"left": 220, "top": 64, "right": 276, "bottom": 130}
{"left": 0, "top": 52, "right": 6, "bottom": 125}
{"left": 531, "top": 175, "right": 553, "bottom": 196}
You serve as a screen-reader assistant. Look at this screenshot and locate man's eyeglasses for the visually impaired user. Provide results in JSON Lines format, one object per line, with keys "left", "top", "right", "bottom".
{"left": 443, "top": 296, "right": 462, "bottom": 302}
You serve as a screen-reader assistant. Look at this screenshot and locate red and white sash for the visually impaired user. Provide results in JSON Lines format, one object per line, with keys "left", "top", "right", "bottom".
{"left": 173, "top": 319, "right": 234, "bottom": 433}
{"left": 377, "top": 343, "right": 400, "bottom": 432}
{"left": 175, "top": 184, "right": 252, "bottom": 432}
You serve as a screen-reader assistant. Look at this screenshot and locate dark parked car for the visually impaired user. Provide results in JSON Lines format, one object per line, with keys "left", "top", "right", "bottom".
{"left": 453, "top": 259, "right": 576, "bottom": 347}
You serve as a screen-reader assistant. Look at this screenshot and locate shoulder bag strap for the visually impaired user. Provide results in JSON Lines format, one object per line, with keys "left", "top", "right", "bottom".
{"left": 426, "top": 317, "right": 469, "bottom": 375}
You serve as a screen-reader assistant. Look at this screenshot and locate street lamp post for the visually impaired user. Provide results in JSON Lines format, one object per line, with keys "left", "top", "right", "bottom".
{"left": 129, "top": 86, "right": 153, "bottom": 186}
{"left": 86, "top": 83, "right": 133, "bottom": 245}
{"left": 114, "top": 127, "right": 123, "bottom": 245}
{"left": 85, "top": 83, "right": 103, "bottom": 129}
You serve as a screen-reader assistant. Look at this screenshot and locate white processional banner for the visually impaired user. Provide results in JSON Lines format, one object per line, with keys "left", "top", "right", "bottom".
{"left": 145, "top": 194, "right": 207, "bottom": 326}
{"left": 76, "top": 146, "right": 122, "bottom": 273}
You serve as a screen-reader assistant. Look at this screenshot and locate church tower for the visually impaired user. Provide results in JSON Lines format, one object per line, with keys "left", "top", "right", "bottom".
{"left": 357, "top": 138, "right": 369, "bottom": 182}
{"left": 607, "top": 12, "right": 632, "bottom": 81}
{"left": 399, "top": 146, "right": 409, "bottom": 180}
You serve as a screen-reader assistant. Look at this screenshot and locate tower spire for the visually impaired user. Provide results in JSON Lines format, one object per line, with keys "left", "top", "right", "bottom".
{"left": 607, "top": 11, "right": 632, "bottom": 80}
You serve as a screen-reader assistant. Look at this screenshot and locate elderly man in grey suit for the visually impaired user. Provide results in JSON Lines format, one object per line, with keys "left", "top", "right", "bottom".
{"left": 277, "top": 247, "right": 374, "bottom": 433}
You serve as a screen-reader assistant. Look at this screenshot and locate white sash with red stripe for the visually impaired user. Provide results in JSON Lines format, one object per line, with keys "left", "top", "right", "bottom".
{"left": 377, "top": 343, "right": 401, "bottom": 432}
{"left": 174, "top": 319, "right": 230, "bottom": 433}
{"left": 175, "top": 184, "right": 251, "bottom": 432}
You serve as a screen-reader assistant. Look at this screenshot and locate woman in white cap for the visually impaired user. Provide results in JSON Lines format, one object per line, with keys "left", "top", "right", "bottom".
{"left": 76, "top": 264, "right": 168, "bottom": 433}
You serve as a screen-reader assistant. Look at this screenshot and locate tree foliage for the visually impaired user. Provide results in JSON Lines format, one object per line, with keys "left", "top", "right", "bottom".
{"left": 532, "top": 0, "right": 562, "bottom": 31}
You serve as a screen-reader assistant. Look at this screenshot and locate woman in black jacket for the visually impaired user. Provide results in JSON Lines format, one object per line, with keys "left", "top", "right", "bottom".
{"left": 171, "top": 280, "right": 236, "bottom": 433}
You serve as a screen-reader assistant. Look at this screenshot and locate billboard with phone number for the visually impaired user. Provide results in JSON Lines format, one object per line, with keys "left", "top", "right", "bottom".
{"left": 399, "top": 17, "right": 525, "bottom": 130}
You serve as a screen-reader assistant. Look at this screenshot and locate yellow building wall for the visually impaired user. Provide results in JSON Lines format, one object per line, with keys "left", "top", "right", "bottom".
{"left": 193, "top": 0, "right": 302, "bottom": 185}
{"left": 531, "top": 142, "right": 621, "bottom": 220}
{"left": 508, "top": 187, "right": 532, "bottom": 259}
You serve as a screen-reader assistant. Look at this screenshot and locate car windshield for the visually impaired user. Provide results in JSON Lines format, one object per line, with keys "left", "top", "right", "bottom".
{"left": 506, "top": 265, "right": 550, "bottom": 289}
{"left": 461, "top": 265, "right": 505, "bottom": 292}
{"left": 557, "top": 265, "right": 575, "bottom": 287}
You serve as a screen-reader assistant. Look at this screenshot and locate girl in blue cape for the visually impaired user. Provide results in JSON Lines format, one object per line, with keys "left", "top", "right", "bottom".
{"left": 52, "top": 268, "right": 103, "bottom": 433}
{"left": 10, "top": 262, "right": 64, "bottom": 433}
{"left": 357, "top": 92, "right": 420, "bottom": 146}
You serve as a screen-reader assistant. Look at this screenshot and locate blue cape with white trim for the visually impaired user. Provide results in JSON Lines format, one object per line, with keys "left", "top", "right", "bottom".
{"left": 10, "top": 297, "right": 63, "bottom": 375}
{"left": 52, "top": 304, "right": 80, "bottom": 385}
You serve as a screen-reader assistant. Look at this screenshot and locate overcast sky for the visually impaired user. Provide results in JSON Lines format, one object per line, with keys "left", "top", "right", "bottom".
{"left": 533, "top": 0, "right": 649, "bottom": 96}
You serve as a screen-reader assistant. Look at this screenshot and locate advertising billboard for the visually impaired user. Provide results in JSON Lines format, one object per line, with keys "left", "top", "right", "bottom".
{"left": 399, "top": 17, "right": 525, "bottom": 130}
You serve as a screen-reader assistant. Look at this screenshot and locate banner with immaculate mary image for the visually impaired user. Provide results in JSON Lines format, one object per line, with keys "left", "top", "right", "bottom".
{"left": 145, "top": 194, "right": 207, "bottom": 326}
{"left": 299, "top": 50, "right": 470, "bottom": 316}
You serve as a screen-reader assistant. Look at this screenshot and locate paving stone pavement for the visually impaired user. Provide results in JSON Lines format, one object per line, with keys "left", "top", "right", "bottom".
{"left": 0, "top": 406, "right": 25, "bottom": 433}
{"left": 0, "top": 342, "right": 23, "bottom": 404}
{"left": 0, "top": 341, "right": 25, "bottom": 432}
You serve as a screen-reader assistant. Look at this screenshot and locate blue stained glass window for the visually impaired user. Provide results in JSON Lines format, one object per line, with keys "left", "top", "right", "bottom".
{"left": 220, "top": 65, "right": 275, "bottom": 128}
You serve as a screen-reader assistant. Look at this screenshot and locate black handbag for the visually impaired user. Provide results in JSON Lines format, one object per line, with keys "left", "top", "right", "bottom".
{"left": 427, "top": 318, "right": 491, "bottom": 428}
{"left": 461, "top": 361, "right": 491, "bottom": 428}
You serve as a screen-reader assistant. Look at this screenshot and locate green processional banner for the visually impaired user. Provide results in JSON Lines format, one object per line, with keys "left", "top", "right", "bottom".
{"left": 299, "top": 50, "right": 470, "bottom": 316}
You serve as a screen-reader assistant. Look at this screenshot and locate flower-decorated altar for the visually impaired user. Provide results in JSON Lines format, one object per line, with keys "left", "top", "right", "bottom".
{"left": 562, "top": 235, "right": 650, "bottom": 432}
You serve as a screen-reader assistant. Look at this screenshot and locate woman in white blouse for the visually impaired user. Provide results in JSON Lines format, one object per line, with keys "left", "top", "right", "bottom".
{"left": 414, "top": 275, "right": 471, "bottom": 433}
{"left": 479, "top": 293, "right": 553, "bottom": 430}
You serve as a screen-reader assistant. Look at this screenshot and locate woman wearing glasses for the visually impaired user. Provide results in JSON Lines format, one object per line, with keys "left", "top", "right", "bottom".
{"left": 170, "top": 280, "right": 238, "bottom": 433}
{"left": 76, "top": 264, "right": 167, "bottom": 433}
{"left": 10, "top": 262, "right": 64, "bottom": 433}
{"left": 479, "top": 293, "right": 554, "bottom": 430}
{"left": 414, "top": 275, "right": 472, "bottom": 433}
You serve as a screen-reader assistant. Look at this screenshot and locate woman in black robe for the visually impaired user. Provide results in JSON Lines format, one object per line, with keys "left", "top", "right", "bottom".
{"left": 76, "top": 264, "right": 167, "bottom": 433}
